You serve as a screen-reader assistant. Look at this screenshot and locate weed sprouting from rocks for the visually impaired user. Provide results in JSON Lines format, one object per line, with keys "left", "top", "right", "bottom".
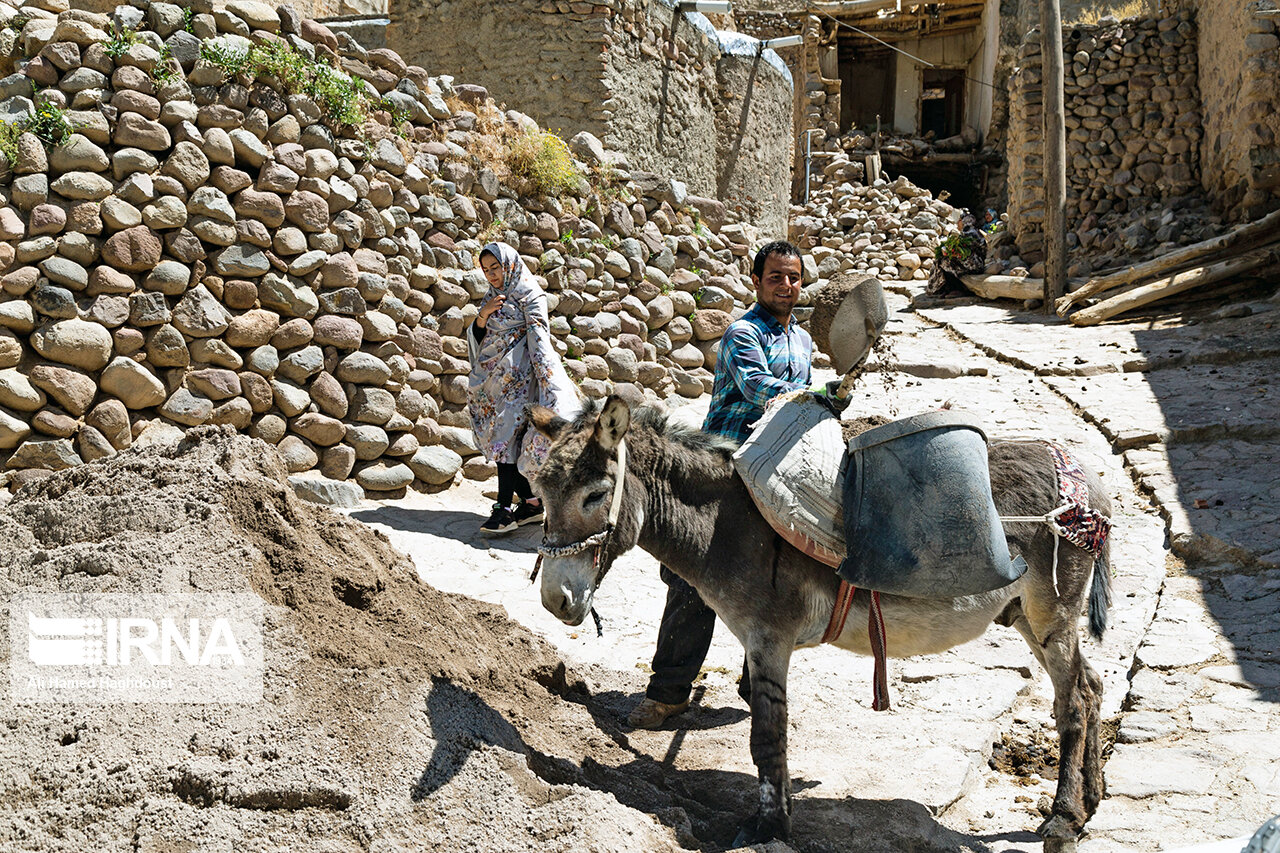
{"left": 103, "top": 24, "right": 140, "bottom": 59}
{"left": 24, "top": 98, "right": 72, "bottom": 146}
{"left": 200, "top": 39, "right": 372, "bottom": 131}
{"left": 506, "top": 129, "right": 584, "bottom": 198}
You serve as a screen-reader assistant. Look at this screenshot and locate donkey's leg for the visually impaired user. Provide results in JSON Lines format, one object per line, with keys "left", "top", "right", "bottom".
{"left": 733, "top": 634, "right": 794, "bottom": 845}
{"left": 1008, "top": 600, "right": 1093, "bottom": 840}
{"left": 1036, "top": 628, "right": 1093, "bottom": 841}
{"left": 1080, "top": 657, "right": 1105, "bottom": 817}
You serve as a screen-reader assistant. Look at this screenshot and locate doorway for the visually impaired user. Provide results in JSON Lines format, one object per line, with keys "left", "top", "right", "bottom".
{"left": 920, "top": 68, "right": 964, "bottom": 138}
{"left": 838, "top": 33, "right": 896, "bottom": 135}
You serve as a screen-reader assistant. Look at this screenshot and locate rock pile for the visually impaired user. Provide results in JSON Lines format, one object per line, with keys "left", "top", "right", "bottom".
{"left": 787, "top": 173, "right": 964, "bottom": 290}
{"left": 0, "top": 0, "right": 763, "bottom": 496}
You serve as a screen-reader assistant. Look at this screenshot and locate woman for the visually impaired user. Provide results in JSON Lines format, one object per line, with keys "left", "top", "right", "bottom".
{"left": 467, "top": 242, "right": 581, "bottom": 534}
{"left": 927, "top": 210, "right": 988, "bottom": 297}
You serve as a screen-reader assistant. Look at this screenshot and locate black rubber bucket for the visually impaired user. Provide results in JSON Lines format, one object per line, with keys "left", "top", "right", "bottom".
{"left": 839, "top": 410, "right": 1027, "bottom": 599}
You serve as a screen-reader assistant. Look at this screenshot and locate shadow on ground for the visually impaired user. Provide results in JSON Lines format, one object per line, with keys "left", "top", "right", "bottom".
{"left": 416, "top": 679, "right": 997, "bottom": 852}
{"left": 351, "top": 505, "right": 543, "bottom": 555}
{"left": 922, "top": 287, "right": 1280, "bottom": 697}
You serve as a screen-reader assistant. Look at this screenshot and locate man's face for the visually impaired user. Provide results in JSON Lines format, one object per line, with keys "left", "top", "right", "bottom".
{"left": 753, "top": 253, "right": 803, "bottom": 322}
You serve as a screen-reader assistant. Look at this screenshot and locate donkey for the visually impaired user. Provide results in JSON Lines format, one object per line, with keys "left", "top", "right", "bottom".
{"left": 531, "top": 397, "right": 1112, "bottom": 847}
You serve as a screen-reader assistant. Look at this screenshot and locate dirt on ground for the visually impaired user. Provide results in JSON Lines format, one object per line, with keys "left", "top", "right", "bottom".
{"left": 0, "top": 427, "right": 718, "bottom": 852}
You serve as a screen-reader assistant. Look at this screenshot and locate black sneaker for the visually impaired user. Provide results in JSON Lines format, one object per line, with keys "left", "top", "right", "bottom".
{"left": 480, "top": 503, "right": 517, "bottom": 535}
{"left": 512, "top": 500, "right": 544, "bottom": 527}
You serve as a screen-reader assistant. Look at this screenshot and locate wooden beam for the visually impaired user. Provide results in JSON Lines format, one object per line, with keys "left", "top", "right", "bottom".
{"left": 1067, "top": 243, "right": 1280, "bottom": 326}
{"left": 960, "top": 275, "right": 1046, "bottom": 301}
{"left": 1055, "top": 206, "right": 1280, "bottom": 314}
{"left": 1041, "top": 0, "right": 1068, "bottom": 309}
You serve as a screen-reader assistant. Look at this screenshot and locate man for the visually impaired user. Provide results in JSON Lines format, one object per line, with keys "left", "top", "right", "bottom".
{"left": 628, "top": 240, "right": 813, "bottom": 729}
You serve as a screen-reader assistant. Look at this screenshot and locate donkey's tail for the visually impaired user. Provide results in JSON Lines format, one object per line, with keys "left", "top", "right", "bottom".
{"left": 1087, "top": 537, "right": 1112, "bottom": 641}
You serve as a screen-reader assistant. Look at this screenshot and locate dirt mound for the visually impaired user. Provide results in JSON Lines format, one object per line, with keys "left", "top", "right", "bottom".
{"left": 0, "top": 428, "right": 686, "bottom": 851}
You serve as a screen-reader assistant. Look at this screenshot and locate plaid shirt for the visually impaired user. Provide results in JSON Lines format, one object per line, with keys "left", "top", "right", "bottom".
{"left": 703, "top": 304, "right": 812, "bottom": 443}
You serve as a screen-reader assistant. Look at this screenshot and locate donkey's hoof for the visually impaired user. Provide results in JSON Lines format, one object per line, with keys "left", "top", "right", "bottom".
{"left": 731, "top": 811, "right": 790, "bottom": 847}
{"left": 1037, "top": 814, "right": 1082, "bottom": 847}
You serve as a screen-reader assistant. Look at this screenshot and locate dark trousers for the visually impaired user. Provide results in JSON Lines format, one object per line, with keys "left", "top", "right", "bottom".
{"left": 645, "top": 564, "right": 750, "bottom": 705}
{"left": 496, "top": 462, "right": 534, "bottom": 507}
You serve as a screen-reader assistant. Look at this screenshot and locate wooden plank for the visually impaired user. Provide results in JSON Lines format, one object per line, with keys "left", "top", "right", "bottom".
{"left": 961, "top": 275, "right": 1046, "bottom": 301}
{"left": 1041, "top": 0, "right": 1068, "bottom": 309}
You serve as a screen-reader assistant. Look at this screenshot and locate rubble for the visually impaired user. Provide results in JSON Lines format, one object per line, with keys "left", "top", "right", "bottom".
{"left": 787, "top": 172, "right": 965, "bottom": 293}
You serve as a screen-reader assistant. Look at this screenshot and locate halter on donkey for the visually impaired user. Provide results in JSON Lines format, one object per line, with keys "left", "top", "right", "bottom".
{"left": 529, "top": 439, "right": 628, "bottom": 636}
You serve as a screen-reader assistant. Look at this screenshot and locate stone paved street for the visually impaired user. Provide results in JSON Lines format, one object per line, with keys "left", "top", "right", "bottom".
{"left": 342, "top": 284, "right": 1279, "bottom": 852}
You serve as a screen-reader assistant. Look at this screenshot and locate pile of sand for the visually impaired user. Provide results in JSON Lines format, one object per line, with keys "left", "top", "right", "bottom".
{"left": 0, "top": 427, "right": 693, "bottom": 852}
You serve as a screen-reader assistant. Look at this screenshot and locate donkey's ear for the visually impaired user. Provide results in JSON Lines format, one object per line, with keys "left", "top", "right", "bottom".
{"left": 531, "top": 405, "right": 569, "bottom": 440}
{"left": 594, "top": 396, "right": 631, "bottom": 451}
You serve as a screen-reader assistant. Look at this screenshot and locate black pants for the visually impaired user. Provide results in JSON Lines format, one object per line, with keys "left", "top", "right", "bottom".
{"left": 645, "top": 564, "right": 750, "bottom": 705}
{"left": 496, "top": 462, "right": 534, "bottom": 508}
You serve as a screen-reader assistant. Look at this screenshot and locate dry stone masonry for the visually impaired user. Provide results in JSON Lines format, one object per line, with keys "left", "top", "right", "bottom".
{"left": 1196, "top": 0, "right": 1280, "bottom": 220}
{"left": 0, "top": 0, "right": 766, "bottom": 496}
{"left": 788, "top": 174, "right": 964, "bottom": 290}
{"left": 1006, "top": 12, "right": 1209, "bottom": 268}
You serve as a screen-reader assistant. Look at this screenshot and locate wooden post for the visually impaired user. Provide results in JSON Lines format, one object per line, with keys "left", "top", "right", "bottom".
{"left": 1040, "top": 0, "right": 1067, "bottom": 310}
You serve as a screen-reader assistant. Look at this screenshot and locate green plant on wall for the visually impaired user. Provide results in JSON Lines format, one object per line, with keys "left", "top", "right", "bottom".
{"left": 103, "top": 23, "right": 139, "bottom": 59}
{"left": 0, "top": 121, "right": 20, "bottom": 165}
{"left": 24, "top": 98, "right": 71, "bottom": 146}
{"left": 476, "top": 217, "right": 506, "bottom": 245}
{"left": 200, "top": 39, "right": 368, "bottom": 130}
{"left": 200, "top": 39, "right": 251, "bottom": 77}
{"left": 505, "top": 129, "right": 583, "bottom": 197}
{"left": 376, "top": 97, "right": 412, "bottom": 139}
{"left": 151, "top": 43, "right": 177, "bottom": 84}
{"left": 0, "top": 96, "right": 73, "bottom": 165}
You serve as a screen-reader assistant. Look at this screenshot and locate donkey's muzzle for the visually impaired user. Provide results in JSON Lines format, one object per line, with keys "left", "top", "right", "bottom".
{"left": 538, "top": 556, "right": 596, "bottom": 626}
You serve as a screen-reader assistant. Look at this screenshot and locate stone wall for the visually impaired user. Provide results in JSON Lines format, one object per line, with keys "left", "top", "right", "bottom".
{"left": 732, "top": 11, "right": 839, "bottom": 201}
{"left": 600, "top": 1, "right": 719, "bottom": 199}
{"left": 67, "top": 0, "right": 380, "bottom": 24}
{"left": 388, "top": 0, "right": 612, "bottom": 165}
{"left": 0, "top": 0, "right": 770, "bottom": 495}
{"left": 386, "top": 0, "right": 793, "bottom": 232}
{"left": 1195, "top": 0, "right": 1280, "bottom": 220}
{"left": 1005, "top": 11, "right": 1200, "bottom": 259}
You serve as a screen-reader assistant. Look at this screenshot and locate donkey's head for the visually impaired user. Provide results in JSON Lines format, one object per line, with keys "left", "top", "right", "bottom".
{"left": 532, "top": 396, "right": 640, "bottom": 626}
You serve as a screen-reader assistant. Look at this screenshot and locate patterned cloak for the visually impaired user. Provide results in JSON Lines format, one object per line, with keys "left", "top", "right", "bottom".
{"left": 467, "top": 242, "right": 581, "bottom": 479}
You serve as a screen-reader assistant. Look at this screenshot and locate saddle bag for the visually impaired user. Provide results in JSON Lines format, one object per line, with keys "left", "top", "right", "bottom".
{"left": 732, "top": 399, "right": 1026, "bottom": 599}
{"left": 839, "top": 410, "right": 1026, "bottom": 598}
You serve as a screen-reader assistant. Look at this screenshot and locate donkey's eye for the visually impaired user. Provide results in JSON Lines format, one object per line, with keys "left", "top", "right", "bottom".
{"left": 583, "top": 490, "right": 608, "bottom": 508}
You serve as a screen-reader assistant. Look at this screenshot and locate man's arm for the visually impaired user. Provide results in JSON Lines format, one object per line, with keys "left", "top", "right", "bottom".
{"left": 722, "top": 326, "right": 806, "bottom": 408}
